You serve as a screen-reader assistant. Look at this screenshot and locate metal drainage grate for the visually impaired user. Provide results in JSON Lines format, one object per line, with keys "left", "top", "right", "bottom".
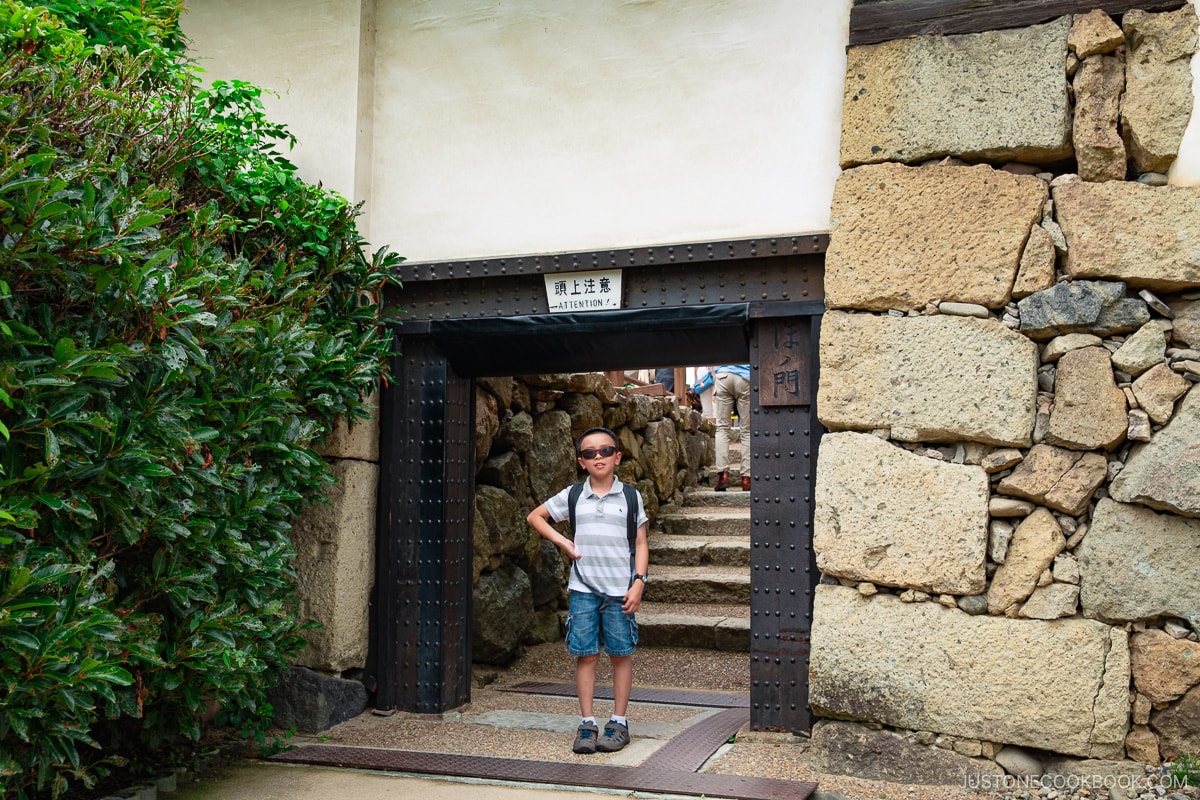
{"left": 501, "top": 681, "right": 750, "bottom": 708}
{"left": 640, "top": 707, "right": 749, "bottom": 772}
{"left": 270, "top": 745, "right": 817, "bottom": 800}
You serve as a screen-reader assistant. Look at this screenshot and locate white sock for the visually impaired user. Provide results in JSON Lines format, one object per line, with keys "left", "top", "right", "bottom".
{"left": 611, "top": 715, "right": 627, "bottom": 726}
{"left": 582, "top": 716, "right": 596, "bottom": 725}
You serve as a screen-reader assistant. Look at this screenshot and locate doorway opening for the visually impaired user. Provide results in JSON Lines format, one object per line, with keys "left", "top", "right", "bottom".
{"left": 365, "top": 237, "right": 826, "bottom": 734}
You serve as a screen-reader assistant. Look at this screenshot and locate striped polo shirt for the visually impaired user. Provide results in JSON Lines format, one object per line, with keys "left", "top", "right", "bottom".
{"left": 544, "top": 477, "right": 648, "bottom": 597}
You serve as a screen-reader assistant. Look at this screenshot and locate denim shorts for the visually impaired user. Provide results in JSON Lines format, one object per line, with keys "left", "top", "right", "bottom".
{"left": 565, "top": 591, "right": 638, "bottom": 657}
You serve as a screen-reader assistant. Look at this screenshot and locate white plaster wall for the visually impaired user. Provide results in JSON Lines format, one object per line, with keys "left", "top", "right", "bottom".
{"left": 372, "top": 0, "right": 851, "bottom": 262}
{"left": 183, "top": 2, "right": 1200, "bottom": 259}
{"left": 182, "top": 0, "right": 365, "bottom": 205}
{"left": 185, "top": 0, "right": 851, "bottom": 264}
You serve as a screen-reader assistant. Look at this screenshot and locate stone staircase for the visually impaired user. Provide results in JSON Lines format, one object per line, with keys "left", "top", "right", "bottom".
{"left": 638, "top": 484, "right": 751, "bottom": 652}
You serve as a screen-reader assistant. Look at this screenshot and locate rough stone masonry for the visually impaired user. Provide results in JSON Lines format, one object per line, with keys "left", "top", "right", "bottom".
{"left": 470, "top": 373, "right": 713, "bottom": 665}
{"left": 812, "top": 4, "right": 1200, "bottom": 786}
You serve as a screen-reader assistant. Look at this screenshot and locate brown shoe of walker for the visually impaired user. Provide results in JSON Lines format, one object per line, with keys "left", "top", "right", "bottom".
{"left": 741, "top": 475, "right": 751, "bottom": 491}
{"left": 714, "top": 471, "right": 730, "bottom": 492}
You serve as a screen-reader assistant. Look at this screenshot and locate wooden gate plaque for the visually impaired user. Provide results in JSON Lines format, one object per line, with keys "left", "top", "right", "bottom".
{"left": 758, "top": 319, "right": 811, "bottom": 406}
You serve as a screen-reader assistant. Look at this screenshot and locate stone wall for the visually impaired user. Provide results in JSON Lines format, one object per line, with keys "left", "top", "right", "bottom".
{"left": 471, "top": 373, "right": 712, "bottom": 665}
{"left": 271, "top": 402, "right": 379, "bottom": 733}
{"left": 292, "top": 402, "right": 379, "bottom": 673}
{"left": 812, "top": 6, "right": 1200, "bottom": 780}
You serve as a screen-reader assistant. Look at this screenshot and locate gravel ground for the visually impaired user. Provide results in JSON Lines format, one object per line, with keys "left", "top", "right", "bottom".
{"left": 497, "top": 640, "right": 753, "bottom": 692}
{"left": 321, "top": 643, "right": 999, "bottom": 800}
{"left": 314, "top": 643, "right": 1200, "bottom": 800}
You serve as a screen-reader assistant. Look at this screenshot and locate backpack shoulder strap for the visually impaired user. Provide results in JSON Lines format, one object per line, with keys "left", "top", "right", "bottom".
{"left": 567, "top": 481, "right": 586, "bottom": 535}
{"left": 569, "top": 480, "right": 638, "bottom": 551}
{"left": 622, "top": 483, "right": 638, "bottom": 551}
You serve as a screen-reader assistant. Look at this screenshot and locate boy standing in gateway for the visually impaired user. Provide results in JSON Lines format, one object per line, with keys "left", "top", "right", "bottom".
{"left": 526, "top": 426, "right": 649, "bottom": 754}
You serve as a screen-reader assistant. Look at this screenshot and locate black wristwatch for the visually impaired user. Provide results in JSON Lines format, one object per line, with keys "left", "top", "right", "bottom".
{"left": 634, "top": 573, "right": 648, "bottom": 584}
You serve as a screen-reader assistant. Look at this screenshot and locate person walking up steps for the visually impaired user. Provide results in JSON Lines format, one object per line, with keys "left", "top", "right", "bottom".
{"left": 711, "top": 364, "right": 751, "bottom": 491}
{"left": 526, "top": 427, "right": 650, "bottom": 755}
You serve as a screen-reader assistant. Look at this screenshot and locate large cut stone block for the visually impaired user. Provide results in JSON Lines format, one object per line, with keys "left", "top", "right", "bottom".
{"left": 814, "top": 432, "right": 988, "bottom": 595}
{"left": 810, "top": 585, "right": 1129, "bottom": 758}
{"left": 1078, "top": 498, "right": 1200, "bottom": 629}
{"left": 826, "top": 163, "right": 1047, "bottom": 311}
{"left": 1110, "top": 385, "right": 1200, "bottom": 518}
{"left": 315, "top": 396, "right": 379, "bottom": 461}
{"left": 290, "top": 459, "right": 377, "bottom": 672}
{"left": 840, "top": 18, "right": 1071, "bottom": 167}
{"left": 1054, "top": 179, "right": 1200, "bottom": 290}
{"left": 818, "top": 311, "right": 1038, "bottom": 446}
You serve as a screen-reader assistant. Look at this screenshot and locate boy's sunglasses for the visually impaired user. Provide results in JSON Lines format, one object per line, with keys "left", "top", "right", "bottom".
{"left": 578, "top": 446, "right": 618, "bottom": 460}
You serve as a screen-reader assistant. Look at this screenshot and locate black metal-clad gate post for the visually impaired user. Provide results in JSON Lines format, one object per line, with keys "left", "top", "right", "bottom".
{"left": 367, "top": 334, "right": 474, "bottom": 713}
{"left": 747, "top": 311, "right": 822, "bottom": 733}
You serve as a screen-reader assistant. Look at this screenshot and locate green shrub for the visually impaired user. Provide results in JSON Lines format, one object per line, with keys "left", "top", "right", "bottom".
{"left": 0, "top": 548, "right": 132, "bottom": 797}
{"left": 0, "top": 3, "right": 401, "bottom": 797}
{"left": 1171, "top": 753, "right": 1200, "bottom": 788}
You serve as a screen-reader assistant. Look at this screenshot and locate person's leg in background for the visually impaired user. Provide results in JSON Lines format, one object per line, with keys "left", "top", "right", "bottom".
{"left": 733, "top": 373, "right": 751, "bottom": 489}
{"left": 712, "top": 373, "right": 734, "bottom": 491}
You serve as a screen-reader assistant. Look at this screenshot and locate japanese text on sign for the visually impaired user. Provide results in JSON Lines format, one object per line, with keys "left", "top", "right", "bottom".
{"left": 544, "top": 269, "right": 623, "bottom": 313}
{"left": 759, "top": 319, "right": 811, "bottom": 406}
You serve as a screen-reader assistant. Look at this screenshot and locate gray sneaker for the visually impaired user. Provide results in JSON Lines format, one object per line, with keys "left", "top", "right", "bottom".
{"left": 573, "top": 721, "right": 600, "bottom": 754}
{"left": 596, "top": 719, "right": 629, "bottom": 752}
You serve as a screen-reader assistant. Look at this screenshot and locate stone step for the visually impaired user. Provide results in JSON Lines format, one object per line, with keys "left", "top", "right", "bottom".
{"left": 648, "top": 535, "right": 750, "bottom": 568}
{"left": 644, "top": 565, "right": 750, "bottom": 604}
{"left": 659, "top": 509, "right": 751, "bottom": 538}
{"left": 683, "top": 487, "right": 752, "bottom": 509}
{"left": 636, "top": 602, "right": 750, "bottom": 652}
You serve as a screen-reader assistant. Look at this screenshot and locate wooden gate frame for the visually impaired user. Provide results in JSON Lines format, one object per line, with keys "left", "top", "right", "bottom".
{"left": 365, "top": 235, "right": 827, "bottom": 733}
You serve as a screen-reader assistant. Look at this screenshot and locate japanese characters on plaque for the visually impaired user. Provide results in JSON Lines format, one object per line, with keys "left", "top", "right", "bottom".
{"left": 543, "top": 270, "right": 623, "bottom": 313}
{"left": 758, "top": 319, "right": 811, "bottom": 406}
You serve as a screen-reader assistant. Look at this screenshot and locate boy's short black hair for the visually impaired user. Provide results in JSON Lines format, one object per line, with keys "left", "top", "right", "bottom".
{"left": 576, "top": 426, "right": 620, "bottom": 454}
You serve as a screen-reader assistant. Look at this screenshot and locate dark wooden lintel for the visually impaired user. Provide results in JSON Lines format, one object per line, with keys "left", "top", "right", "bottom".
{"left": 849, "top": 0, "right": 1187, "bottom": 46}
{"left": 397, "top": 234, "right": 830, "bottom": 284}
